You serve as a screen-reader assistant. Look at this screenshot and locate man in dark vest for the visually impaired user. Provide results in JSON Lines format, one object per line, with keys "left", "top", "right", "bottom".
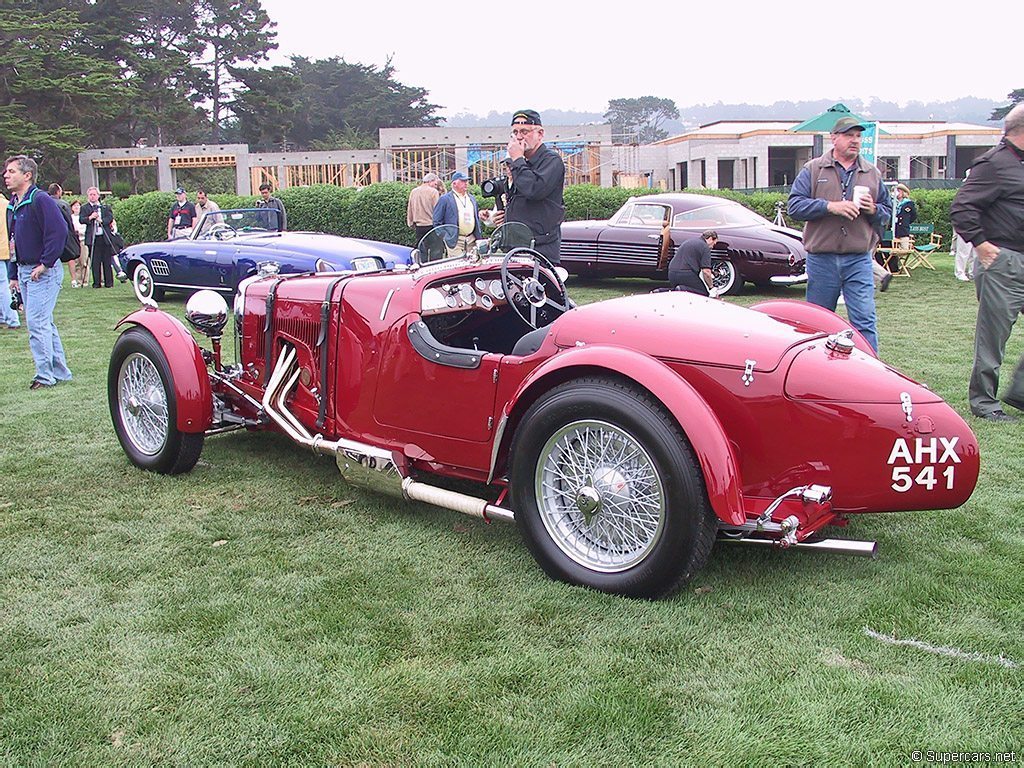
{"left": 787, "top": 117, "right": 893, "bottom": 353}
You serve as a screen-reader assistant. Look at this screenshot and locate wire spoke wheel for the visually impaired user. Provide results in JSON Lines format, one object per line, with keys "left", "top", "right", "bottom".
{"left": 117, "top": 352, "right": 170, "bottom": 456}
{"left": 108, "top": 327, "right": 204, "bottom": 475}
{"left": 536, "top": 419, "right": 665, "bottom": 572}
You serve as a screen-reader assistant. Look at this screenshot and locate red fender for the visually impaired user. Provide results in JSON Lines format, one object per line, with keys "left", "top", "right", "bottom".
{"left": 115, "top": 306, "right": 213, "bottom": 433}
{"left": 750, "top": 299, "right": 877, "bottom": 358}
{"left": 506, "top": 345, "right": 745, "bottom": 526}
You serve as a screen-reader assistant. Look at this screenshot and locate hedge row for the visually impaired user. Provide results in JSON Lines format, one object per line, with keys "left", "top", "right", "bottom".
{"left": 110, "top": 184, "right": 958, "bottom": 250}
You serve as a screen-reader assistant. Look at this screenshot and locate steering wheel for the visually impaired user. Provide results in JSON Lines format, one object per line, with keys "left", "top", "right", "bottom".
{"left": 500, "top": 247, "right": 571, "bottom": 329}
{"left": 207, "top": 223, "right": 235, "bottom": 240}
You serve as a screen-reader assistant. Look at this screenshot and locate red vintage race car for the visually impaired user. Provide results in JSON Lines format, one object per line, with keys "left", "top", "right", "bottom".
{"left": 107, "top": 226, "right": 980, "bottom": 599}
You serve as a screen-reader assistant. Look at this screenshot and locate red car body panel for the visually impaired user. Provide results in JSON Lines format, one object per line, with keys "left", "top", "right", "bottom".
{"left": 138, "top": 259, "right": 979, "bottom": 535}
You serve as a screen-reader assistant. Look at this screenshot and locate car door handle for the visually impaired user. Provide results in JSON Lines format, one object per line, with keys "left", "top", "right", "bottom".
{"left": 647, "top": 234, "right": 662, "bottom": 239}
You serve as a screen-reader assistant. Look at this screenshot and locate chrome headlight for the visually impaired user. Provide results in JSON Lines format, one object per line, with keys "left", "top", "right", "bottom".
{"left": 257, "top": 260, "right": 280, "bottom": 277}
{"left": 185, "top": 290, "right": 229, "bottom": 337}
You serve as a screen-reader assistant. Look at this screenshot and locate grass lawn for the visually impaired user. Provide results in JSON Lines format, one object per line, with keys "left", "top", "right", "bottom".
{"left": 1, "top": 256, "right": 1021, "bottom": 766}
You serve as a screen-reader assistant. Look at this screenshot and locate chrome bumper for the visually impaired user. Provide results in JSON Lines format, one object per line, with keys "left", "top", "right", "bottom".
{"left": 770, "top": 272, "right": 808, "bottom": 286}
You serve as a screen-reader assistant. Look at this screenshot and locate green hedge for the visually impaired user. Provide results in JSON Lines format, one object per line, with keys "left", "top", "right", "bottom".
{"left": 109, "top": 184, "right": 959, "bottom": 250}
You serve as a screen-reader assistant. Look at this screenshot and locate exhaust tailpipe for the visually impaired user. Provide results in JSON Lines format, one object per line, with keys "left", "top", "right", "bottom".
{"left": 721, "top": 535, "right": 878, "bottom": 559}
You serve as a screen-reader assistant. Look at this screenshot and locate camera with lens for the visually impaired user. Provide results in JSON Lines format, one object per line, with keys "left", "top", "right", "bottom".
{"left": 10, "top": 286, "right": 22, "bottom": 311}
{"left": 480, "top": 176, "right": 508, "bottom": 210}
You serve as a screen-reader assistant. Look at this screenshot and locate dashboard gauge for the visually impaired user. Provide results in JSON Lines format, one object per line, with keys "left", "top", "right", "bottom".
{"left": 479, "top": 294, "right": 494, "bottom": 310}
{"left": 474, "top": 277, "right": 489, "bottom": 293}
{"left": 458, "top": 283, "right": 477, "bottom": 305}
{"left": 445, "top": 294, "right": 458, "bottom": 308}
{"left": 489, "top": 280, "right": 505, "bottom": 300}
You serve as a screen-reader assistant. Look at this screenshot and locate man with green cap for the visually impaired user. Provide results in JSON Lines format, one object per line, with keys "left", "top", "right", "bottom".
{"left": 787, "top": 116, "right": 892, "bottom": 353}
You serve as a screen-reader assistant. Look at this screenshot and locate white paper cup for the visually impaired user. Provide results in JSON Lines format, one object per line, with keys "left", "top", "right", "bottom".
{"left": 853, "top": 185, "right": 869, "bottom": 207}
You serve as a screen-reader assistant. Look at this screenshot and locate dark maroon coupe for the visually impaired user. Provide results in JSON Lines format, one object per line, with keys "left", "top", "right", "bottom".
{"left": 560, "top": 193, "right": 807, "bottom": 294}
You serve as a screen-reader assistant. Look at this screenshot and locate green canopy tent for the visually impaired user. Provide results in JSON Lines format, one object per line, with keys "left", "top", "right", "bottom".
{"left": 788, "top": 103, "right": 888, "bottom": 159}
{"left": 787, "top": 102, "right": 881, "bottom": 134}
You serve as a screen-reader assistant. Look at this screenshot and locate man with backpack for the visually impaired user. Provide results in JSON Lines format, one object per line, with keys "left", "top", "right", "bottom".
{"left": 4, "top": 155, "right": 72, "bottom": 389}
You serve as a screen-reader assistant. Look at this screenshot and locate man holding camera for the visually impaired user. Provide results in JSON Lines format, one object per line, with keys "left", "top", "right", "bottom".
{"left": 501, "top": 109, "right": 565, "bottom": 264}
{"left": 4, "top": 155, "right": 72, "bottom": 389}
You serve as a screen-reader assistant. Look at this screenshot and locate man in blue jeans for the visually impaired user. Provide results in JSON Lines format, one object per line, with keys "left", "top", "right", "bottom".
{"left": 787, "top": 117, "right": 892, "bottom": 352}
{"left": 4, "top": 155, "right": 72, "bottom": 389}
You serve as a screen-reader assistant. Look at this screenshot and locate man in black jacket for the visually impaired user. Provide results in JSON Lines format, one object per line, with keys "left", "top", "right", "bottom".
{"left": 950, "top": 103, "right": 1024, "bottom": 422}
{"left": 503, "top": 109, "right": 565, "bottom": 264}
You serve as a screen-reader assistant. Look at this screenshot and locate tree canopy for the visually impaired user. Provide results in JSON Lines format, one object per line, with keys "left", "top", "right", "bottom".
{"left": 604, "top": 96, "right": 680, "bottom": 144}
{"left": 990, "top": 89, "right": 1023, "bottom": 121}
{"left": 0, "top": 2, "right": 442, "bottom": 186}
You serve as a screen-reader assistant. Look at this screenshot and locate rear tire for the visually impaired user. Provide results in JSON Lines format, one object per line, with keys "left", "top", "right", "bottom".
{"left": 108, "top": 327, "right": 204, "bottom": 474}
{"left": 132, "top": 264, "right": 165, "bottom": 302}
{"left": 510, "top": 376, "right": 716, "bottom": 598}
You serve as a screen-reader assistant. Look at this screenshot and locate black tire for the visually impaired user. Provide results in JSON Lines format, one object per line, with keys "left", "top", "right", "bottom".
{"left": 108, "top": 327, "right": 204, "bottom": 475}
{"left": 711, "top": 257, "right": 742, "bottom": 296}
{"left": 509, "top": 376, "right": 716, "bottom": 598}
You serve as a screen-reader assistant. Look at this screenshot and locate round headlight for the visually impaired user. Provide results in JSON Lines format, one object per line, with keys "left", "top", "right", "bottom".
{"left": 185, "top": 290, "right": 229, "bottom": 337}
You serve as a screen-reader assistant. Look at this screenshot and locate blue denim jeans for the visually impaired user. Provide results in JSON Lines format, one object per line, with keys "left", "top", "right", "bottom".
{"left": 805, "top": 251, "right": 878, "bottom": 352}
{"left": 17, "top": 263, "right": 72, "bottom": 385}
{"left": 0, "top": 269, "right": 20, "bottom": 327}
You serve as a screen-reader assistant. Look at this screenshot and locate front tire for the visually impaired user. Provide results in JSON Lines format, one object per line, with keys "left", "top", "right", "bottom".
{"left": 711, "top": 257, "right": 742, "bottom": 296}
{"left": 108, "top": 327, "right": 204, "bottom": 474}
{"left": 510, "top": 377, "right": 716, "bottom": 598}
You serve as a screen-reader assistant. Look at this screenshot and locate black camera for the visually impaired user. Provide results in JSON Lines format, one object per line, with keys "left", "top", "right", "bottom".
{"left": 10, "top": 286, "right": 22, "bottom": 311}
{"left": 480, "top": 176, "right": 508, "bottom": 210}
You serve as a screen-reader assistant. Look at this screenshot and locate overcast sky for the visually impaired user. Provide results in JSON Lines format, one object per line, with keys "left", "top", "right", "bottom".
{"left": 259, "top": 0, "right": 1018, "bottom": 119}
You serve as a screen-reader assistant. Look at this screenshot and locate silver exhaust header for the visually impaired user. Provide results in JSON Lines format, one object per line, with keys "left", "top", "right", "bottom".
{"left": 262, "top": 344, "right": 514, "bottom": 524}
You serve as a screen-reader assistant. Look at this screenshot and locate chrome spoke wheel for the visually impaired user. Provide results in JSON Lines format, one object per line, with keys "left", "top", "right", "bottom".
{"left": 117, "top": 352, "right": 169, "bottom": 456}
{"left": 711, "top": 257, "right": 738, "bottom": 295}
{"left": 535, "top": 419, "right": 665, "bottom": 572}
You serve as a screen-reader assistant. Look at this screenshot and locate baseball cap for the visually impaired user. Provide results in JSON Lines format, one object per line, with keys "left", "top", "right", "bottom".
{"left": 174, "top": 186, "right": 186, "bottom": 194}
{"left": 511, "top": 109, "right": 542, "bottom": 126}
{"left": 451, "top": 171, "right": 469, "bottom": 182}
{"left": 831, "top": 116, "right": 867, "bottom": 134}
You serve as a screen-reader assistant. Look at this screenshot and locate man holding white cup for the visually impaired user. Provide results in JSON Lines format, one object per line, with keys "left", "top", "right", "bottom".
{"left": 787, "top": 116, "right": 893, "bottom": 353}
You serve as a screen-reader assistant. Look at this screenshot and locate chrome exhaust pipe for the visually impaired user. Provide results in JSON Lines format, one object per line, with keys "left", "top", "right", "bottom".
{"left": 721, "top": 535, "right": 878, "bottom": 558}
{"left": 262, "top": 344, "right": 515, "bottom": 524}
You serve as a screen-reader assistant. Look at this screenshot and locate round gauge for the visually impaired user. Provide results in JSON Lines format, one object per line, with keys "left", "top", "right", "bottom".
{"left": 489, "top": 280, "right": 505, "bottom": 300}
{"left": 474, "top": 277, "right": 489, "bottom": 293}
{"left": 445, "top": 294, "right": 458, "bottom": 308}
{"left": 479, "top": 294, "right": 494, "bottom": 310}
{"left": 458, "top": 283, "right": 476, "bottom": 305}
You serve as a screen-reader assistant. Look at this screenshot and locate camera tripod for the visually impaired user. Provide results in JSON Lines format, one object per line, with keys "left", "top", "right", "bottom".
{"left": 773, "top": 201, "right": 788, "bottom": 227}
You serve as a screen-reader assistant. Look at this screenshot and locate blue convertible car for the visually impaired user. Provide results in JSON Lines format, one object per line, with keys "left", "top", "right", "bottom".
{"left": 121, "top": 208, "right": 415, "bottom": 302}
